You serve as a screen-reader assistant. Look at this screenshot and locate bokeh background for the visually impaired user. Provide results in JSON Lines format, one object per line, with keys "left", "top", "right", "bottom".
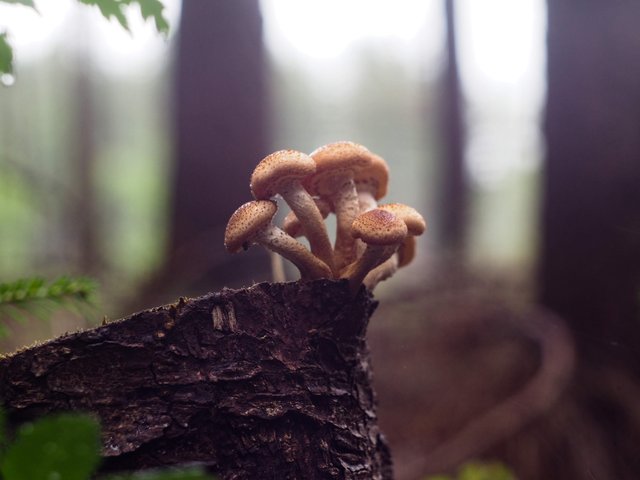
{"left": 1, "top": 1, "right": 639, "bottom": 479}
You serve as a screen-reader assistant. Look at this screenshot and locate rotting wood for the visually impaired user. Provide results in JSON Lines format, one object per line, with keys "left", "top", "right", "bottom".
{"left": 0, "top": 279, "right": 393, "bottom": 479}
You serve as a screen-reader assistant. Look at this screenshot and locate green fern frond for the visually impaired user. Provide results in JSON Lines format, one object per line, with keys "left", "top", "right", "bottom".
{"left": 0, "top": 276, "right": 97, "bottom": 305}
{"left": 0, "top": 276, "right": 99, "bottom": 336}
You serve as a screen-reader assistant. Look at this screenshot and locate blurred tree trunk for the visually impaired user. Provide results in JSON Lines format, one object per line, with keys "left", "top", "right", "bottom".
{"left": 437, "top": 0, "right": 467, "bottom": 254}
{"left": 540, "top": 1, "right": 640, "bottom": 367}
{"left": 140, "top": 0, "right": 270, "bottom": 308}
{"left": 70, "top": 65, "right": 100, "bottom": 276}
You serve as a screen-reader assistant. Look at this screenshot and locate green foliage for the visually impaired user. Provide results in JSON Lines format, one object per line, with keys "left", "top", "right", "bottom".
{"left": 425, "top": 461, "right": 516, "bottom": 480}
{"left": 0, "top": 0, "right": 36, "bottom": 6}
{"left": 78, "top": 0, "right": 169, "bottom": 35}
{"left": 105, "top": 468, "right": 215, "bottom": 480}
{"left": 0, "top": 33, "right": 12, "bottom": 76}
{"left": 0, "top": 409, "right": 215, "bottom": 480}
{"left": 0, "top": 413, "right": 101, "bottom": 480}
{"left": 0, "top": 0, "right": 169, "bottom": 75}
{"left": 0, "top": 276, "right": 96, "bottom": 305}
{"left": 0, "top": 276, "right": 98, "bottom": 337}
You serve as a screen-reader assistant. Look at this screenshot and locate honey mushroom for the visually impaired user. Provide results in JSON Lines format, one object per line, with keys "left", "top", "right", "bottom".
{"left": 250, "top": 150, "right": 336, "bottom": 276}
{"left": 363, "top": 236, "right": 416, "bottom": 290}
{"left": 340, "top": 208, "right": 408, "bottom": 293}
{"left": 224, "top": 200, "right": 332, "bottom": 280}
{"left": 303, "top": 141, "right": 375, "bottom": 271}
{"left": 282, "top": 197, "right": 332, "bottom": 238}
{"left": 354, "top": 152, "right": 389, "bottom": 213}
{"left": 274, "top": 197, "right": 331, "bottom": 282}
{"left": 361, "top": 203, "right": 426, "bottom": 289}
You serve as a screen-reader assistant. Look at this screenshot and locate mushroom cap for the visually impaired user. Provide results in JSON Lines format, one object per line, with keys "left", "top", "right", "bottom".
{"left": 397, "top": 235, "right": 417, "bottom": 267}
{"left": 351, "top": 208, "right": 407, "bottom": 246}
{"left": 250, "top": 150, "right": 316, "bottom": 199}
{"left": 353, "top": 153, "right": 389, "bottom": 200}
{"left": 224, "top": 200, "right": 278, "bottom": 253}
{"left": 282, "top": 197, "right": 332, "bottom": 238}
{"left": 303, "top": 141, "right": 375, "bottom": 196}
{"left": 379, "top": 203, "right": 426, "bottom": 236}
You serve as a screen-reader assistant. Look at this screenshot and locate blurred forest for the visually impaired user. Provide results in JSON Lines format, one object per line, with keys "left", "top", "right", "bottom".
{"left": 1, "top": 0, "right": 640, "bottom": 479}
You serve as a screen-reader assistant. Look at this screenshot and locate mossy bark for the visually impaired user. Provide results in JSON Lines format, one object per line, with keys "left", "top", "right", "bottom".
{"left": 0, "top": 280, "right": 392, "bottom": 479}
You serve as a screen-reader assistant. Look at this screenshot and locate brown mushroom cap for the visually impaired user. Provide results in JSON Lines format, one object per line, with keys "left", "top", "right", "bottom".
{"left": 378, "top": 203, "right": 426, "bottom": 236}
{"left": 224, "top": 200, "right": 278, "bottom": 253}
{"left": 304, "top": 141, "right": 375, "bottom": 196}
{"left": 397, "top": 235, "right": 417, "bottom": 267}
{"left": 250, "top": 150, "right": 316, "bottom": 199}
{"left": 353, "top": 153, "right": 389, "bottom": 200}
{"left": 351, "top": 209, "right": 407, "bottom": 246}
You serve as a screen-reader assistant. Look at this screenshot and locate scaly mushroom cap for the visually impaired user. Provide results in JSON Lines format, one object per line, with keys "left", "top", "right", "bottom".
{"left": 224, "top": 200, "right": 278, "bottom": 253}
{"left": 304, "top": 141, "right": 375, "bottom": 197}
{"left": 379, "top": 203, "right": 426, "bottom": 236}
{"left": 250, "top": 150, "right": 316, "bottom": 199}
{"left": 351, "top": 208, "right": 407, "bottom": 246}
{"left": 353, "top": 153, "right": 389, "bottom": 200}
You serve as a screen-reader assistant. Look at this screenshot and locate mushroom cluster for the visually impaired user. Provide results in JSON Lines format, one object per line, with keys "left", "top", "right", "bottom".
{"left": 224, "top": 141, "right": 426, "bottom": 293}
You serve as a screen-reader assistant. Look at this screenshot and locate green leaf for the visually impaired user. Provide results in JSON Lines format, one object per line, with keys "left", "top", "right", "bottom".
{"left": 0, "top": 0, "right": 37, "bottom": 8}
{"left": 136, "top": 0, "right": 169, "bottom": 35}
{"left": 458, "top": 462, "right": 516, "bottom": 480}
{"left": 0, "top": 33, "right": 13, "bottom": 75}
{"left": 104, "top": 467, "right": 215, "bottom": 480}
{"left": 0, "top": 413, "right": 101, "bottom": 480}
{"left": 79, "top": 0, "right": 130, "bottom": 31}
{"left": 77, "top": 0, "right": 170, "bottom": 35}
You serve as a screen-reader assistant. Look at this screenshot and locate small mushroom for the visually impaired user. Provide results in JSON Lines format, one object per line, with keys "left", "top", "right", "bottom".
{"left": 361, "top": 203, "right": 426, "bottom": 289}
{"left": 363, "top": 235, "right": 416, "bottom": 290}
{"left": 354, "top": 152, "right": 389, "bottom": 213}
{"left": 340, "top": 208, "right": 407, "bottom": 293}
{"left": 224, "top": 200, "right": 332, "bottom": 280}
{"left": 282, "top": 197, "right": 332, "bottom": 238}
{"left": 278, "top": 198, "right": 331, "bottom": 282}
{"left": 304, "top": 141, "right": 375, "bottom": 270}
{"left": 250, "top": 150, "right": 336, "bottom": 276}
{"left": 378, "top": 203, "right": 426, "bottom": 236}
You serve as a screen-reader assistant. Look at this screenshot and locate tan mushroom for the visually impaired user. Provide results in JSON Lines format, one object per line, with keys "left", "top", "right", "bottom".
{"left": 354, "top": 152, "right": 389, "bottom": 213}
{"left": 378, "top": 203, "right": 426, "bottom": 236}
{"left": 340, "top": 208, "right": 407, "bottom": 293}
{"left": 277, "top": 198, "right": 331, "bottom": 282}
{"left": 250, "top": 150, "right": 336, "bottom": 276}
{"left": 304, "top": 141, "right": 375, "bottom": 270}
{"left": 282, "top": 197, "right": 332, "bottom": 238}
{"left": 363, "top": 235, "right": 417, "bottom": 290}
{"left": 361, "top": 203, "right": 426, "bottom": 289}
{"left": 224, "top": 200, "right": 332, "bottom": 280}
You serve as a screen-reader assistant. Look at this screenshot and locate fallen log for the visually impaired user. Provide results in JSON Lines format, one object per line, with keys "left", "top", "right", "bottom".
{"left": 0, "top": 280, "right": 392, "bottom": 479}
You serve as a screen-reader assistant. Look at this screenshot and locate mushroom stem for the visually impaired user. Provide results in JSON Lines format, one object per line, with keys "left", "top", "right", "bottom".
{"left": 279, "top": 182, "right": 336, "bottom": 277}
{"left": 357, "top": 189, "right": 378, "bottom": 213}
{"left": 363, "top": 254, "right": 399, "bottom": 290}
{"left": 341, "top": 244, "right": 399, "bottom": 294}
{"left": 270, "top": 251, "right": 286, "bottom": 283}
{"left": 256, "top": 225, "right": 332, "bottom": 280}
{"left": 332, "top": 178, "right": 360, "bottom": 271}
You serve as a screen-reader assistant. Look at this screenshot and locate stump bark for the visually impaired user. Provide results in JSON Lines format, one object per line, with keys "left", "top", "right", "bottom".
{"left": 0, "top": 280, "right": 393, "bottom": 479}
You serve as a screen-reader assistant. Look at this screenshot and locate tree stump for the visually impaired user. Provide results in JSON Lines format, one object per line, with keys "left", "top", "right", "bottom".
{"left": 0, "top": 280, "right": 393, "bottom": 479}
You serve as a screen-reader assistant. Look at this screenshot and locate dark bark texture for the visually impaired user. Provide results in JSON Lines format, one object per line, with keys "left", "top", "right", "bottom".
{"left": 0, "top": 280, "right": 392, "bottom": 479}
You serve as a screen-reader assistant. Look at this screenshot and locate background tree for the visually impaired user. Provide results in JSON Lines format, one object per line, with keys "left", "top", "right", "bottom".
{"left": 540, "top": 0, "right": 640, "bottom": 369}
{"left": 437, "top": 0, "right": 467, "bottom": 254}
